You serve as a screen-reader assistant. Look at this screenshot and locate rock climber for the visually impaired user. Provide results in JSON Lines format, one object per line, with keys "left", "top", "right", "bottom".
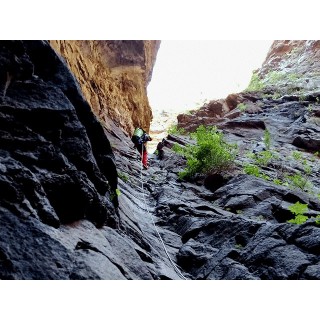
{"left": 131, "top": 127, "right": 152, "bottom": 169}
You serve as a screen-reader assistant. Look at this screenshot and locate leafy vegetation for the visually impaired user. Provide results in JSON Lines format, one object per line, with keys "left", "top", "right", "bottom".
{"left": 287, "top": 202, "right": 309, "bottom": 224}
{"left": 264, "top": 129, "right": 271, "bottom": 150}
{"left": 285, "top": 173, "right": 312, "bottom": 192}
{"left": 237, "top": 103, "right": 247, "bottom": 112}
{"left": 273, "top": 178, "right": 283, "bottom": 185}
{"left": 246, "top": 72, "right": 264, "bottom": 92}
{"left": 110, "top": 188, "right": 121, "bottom": 202}
{"left": 242, "top": 130, "right": 318, "bottom": 194}
{"left": 253, "top": 150, "right": 274, "bottom": 166}
{"left": 291, "top": 150, "right": 303, "bottom": 161}
{"left": 173, "top": 125, "right": 237, "bottom": 179}
{"left": 243, "top": 163, "right": 270, "bottom": 180}
{"left": 245, "top": 70, "right": 302, "bottom": 94}
{"left": 243, "top": 163, "right": 261, "bottom": 177}
{"left": 267, "top": 71, "right": 286, "bottom": 83}
{"left": 168, "top": 124, "right": 187, "bottom": 135}
{"left": 118, "top": 171, "right": 129, "bottom": 182}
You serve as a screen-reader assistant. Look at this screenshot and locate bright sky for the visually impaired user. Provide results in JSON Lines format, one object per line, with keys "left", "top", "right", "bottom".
{"left": 147, "top": 40, "right": 273, "bottom": 112}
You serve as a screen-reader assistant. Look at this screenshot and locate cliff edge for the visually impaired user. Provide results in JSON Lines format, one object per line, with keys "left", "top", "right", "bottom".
{"left": 50, "top": 40, "right": 160, "bottom": 135}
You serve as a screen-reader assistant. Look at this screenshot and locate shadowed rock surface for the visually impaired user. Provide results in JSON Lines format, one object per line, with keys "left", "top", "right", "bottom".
{"left": 1, "top": 40, "right": 320, "bottom": 280}
{"left": 0, "top": 40, "right": 165, "bottom": 279}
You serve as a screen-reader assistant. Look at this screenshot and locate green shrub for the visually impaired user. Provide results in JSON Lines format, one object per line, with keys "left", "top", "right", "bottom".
{"left": 118, "top": 171, "right": 129, "bottom": 182}
{"left": 243, "top": 163, "right": 270, "bottom": 181}
{"left": 299, "top": 158, "right": 312, "bottom": 175}
{"left": 246, "top": 72, "right": 264, "bottom": 92}
{"left": 286, "top": 173, "right": 312, "bottom": 191}
{"left": 253, "top": 150, "right": 274, "bottom": 166}
{"left": 110, "top": 188, "right": 121, "bottom": 202}
{"left": 266, "top": 71, "right": 286, "bottom": 84}
{"left": 173, "top": 125, "right": 237, "bottom": 179}
{"left": 273, "top": 178, "right": 283, "bottom": 185}
{"left": 243, "top": 164, "right": 261, "bottom": 177}
{"left": 263, "top": 129, "right": 271, "bottom": 150}
{"left": 168, "top": 124, "right": 187, "bottom": 135}
{"left": 237, "top": 103, "right": 247, "bottom": 112}
{"left": 291, "top": 150, "right": 302, "bottom": 161}
{"left": 287, "top": 201, "right": 309, "bottom": 224}
{"left": 260, "top": 173, "right": 270, "bottom": 181}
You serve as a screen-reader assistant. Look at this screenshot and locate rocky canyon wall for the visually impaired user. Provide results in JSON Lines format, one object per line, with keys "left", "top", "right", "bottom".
{"left": 49, "top": 40, "right": 160, "bottom": 135}
{"left": 2, "top": 39, "right": 320, "bottom": 280}
{"left": 177, "top": 40, "right": 320, "bottom": 132}
{"left": 254, "top": 40, "right": 320, "bottom": 95}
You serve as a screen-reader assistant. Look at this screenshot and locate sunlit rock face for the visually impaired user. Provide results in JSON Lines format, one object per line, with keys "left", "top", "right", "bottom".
{"left": 50, "top": 40, "right": 160, "bottom": 135}
{"left": 256, "top": 40, "right": 320, "bottom": 94}
{"left": 176, "top": 93, "right": 261, "bottom": 132}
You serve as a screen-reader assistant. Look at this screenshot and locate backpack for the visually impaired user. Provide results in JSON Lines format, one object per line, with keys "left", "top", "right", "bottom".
{"left": 132, "top": 127, "right": 145, "bottom": 144}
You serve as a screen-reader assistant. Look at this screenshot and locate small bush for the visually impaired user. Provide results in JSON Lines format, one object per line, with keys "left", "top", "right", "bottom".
{"left": 291, "top": 150, "right": 302, "bottom": 161}
{"left": 273, "top": 178, "right": 283, "bottom": 185}
{"left": 263, "top": 129, "right": 271, "bottom": 150}
{"left": 237, "top": 103, "right": 247, "bottom": 112}
{"left": 287, "top": 202, "right": 309, "bottom": 224}
{"left": 168, "top": 124, "right": 186, "bottom": 135}
{"left": 173, "top": 125, "right": 237, "bottom": 179}
{"left": 243, "top": 164, "right": 261, "bottom": 177}
{"left": 246, "top": 72, "right": 264, "bottom": 92}
{"left": 253, "top": 150, "right": 274, "bottom": 166}
{"left": 286, "top": 173, "right": 312, "bottom": 192}
{"left": 243, "top": 163, "right": 270, "bottom": 181}
{"left": 267, "top": 71, "right": 286, "bottom": 84}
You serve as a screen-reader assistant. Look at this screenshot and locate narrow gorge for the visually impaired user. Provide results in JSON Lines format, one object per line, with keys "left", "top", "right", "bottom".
{"left": 0, "top": 40, "right": 319, "bottom": 279}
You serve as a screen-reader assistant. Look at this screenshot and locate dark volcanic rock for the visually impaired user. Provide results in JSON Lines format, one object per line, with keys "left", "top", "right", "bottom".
{"left": 0, "top": 40, "right": 126, "bottom": 279}
{"left": 0, "top": 40, "right": 188, "bottom": 280}
{"left": 168, "top": 71, "right": 320, "bottom": 279}
{"left": 0, "top": 41, "right": 118, "bottom": 228}
{"left": 292, "top": 127, "right": 320, "bottom": 151}
{"left": 2, "top": 40, "right": 320, "bottom": 280}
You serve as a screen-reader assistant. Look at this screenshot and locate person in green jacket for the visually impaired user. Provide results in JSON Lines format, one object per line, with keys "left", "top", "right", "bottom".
{"left": 131, "top": 127, "right": 152, "bottom": 169}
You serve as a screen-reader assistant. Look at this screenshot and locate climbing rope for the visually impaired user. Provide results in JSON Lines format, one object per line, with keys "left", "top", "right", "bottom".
{"left": 138, "top": 144, "right": 187, "bottom": 280}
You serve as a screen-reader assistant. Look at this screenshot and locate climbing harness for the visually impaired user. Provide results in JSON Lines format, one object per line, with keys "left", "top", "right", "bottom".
{"left": 138, "top": 144, "right": 188, "bottom": 280}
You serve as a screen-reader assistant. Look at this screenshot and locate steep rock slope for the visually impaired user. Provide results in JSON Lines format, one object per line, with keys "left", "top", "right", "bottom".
{"left": 253, "top": 40, "right": 320, "bottom": 95}
{"left": 109, "top": 90, "right": 320, "bottom": 279}
{"left": 0, "top": 40, "right": 122, "bottom": 278}
{"left": 168, "top": 40, "right": 320, "bottom": 279}
{"left": 173, "top": 91, "right": 320, "bottom": 278}
{"left": 0, "top": 40, "right": 177, "bottom": 280}
{"left": 49, "top": 40, "right": 160, "bottom": 135}
{"left": 2, "top": 40, "right": 320, "bottom": 280}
